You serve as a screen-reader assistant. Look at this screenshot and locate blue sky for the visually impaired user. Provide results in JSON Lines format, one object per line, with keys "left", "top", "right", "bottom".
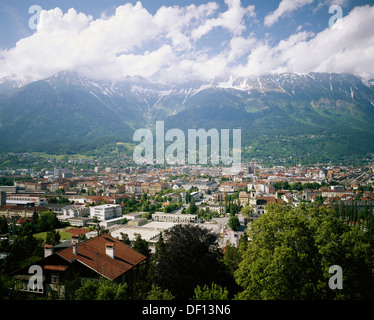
{"left": 0, "top": 0, "right": 373, "bottom": 83}
{"left": 0, "top": 0, "right": 351, "bottom": 49}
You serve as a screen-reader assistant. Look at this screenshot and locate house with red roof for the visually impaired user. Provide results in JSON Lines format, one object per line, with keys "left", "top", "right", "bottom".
{"left": 15, "top": 217, "right": 33, "bottom": 226}
{"left": 12, "top": 234, "right": 147, "bottom": 299}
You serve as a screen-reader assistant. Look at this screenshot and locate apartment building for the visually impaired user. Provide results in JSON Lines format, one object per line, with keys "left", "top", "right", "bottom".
{"left": 152, "top": 212, "right": 197, "bottom": 223}
{"left": 89, "top": 204, "right": 122, "bottom": 221}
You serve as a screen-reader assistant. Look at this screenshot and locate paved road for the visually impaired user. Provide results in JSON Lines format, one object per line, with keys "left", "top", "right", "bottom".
{"left": 212, "top": 215, "right": 244, "bottom": 247}
{"left": 172, "top": 204, "right": 188, "bottom": 214}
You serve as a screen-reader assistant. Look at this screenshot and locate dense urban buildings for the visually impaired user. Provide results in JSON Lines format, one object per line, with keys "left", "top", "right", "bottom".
{"left": 1, "top": 154, "right": 374, "bottom": 300}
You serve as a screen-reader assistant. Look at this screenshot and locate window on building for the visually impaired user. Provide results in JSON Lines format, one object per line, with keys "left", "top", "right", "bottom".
{"left": 51, "top": 273, "right": 59, "bottom": 284}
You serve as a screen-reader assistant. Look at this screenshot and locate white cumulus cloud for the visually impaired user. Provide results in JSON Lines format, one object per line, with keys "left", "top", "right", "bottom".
{"left": 236, "top": 5, "right": 374, "bottom": 80}
{"left": 191, "top": 0, "right": 255, "bottom": 40}
{"left": 264, "top": 0, "right": 315, "bottom": 27}
{"left": 0, "top": 1, "right": 373, "bottom": 84}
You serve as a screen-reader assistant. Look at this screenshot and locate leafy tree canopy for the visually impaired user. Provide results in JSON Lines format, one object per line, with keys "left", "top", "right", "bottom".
{"left": 146, "top": 284, "right": 174, "bottom": 300}
{"left": 156, "top": 224, "right": 222, "bottom": 299}
{"left": 228, "top": 216, "right": 240, "bottom": 231}
{"left": 234, "top": 203, "right": 374, "bottom": 300}
{"left": 193, "top": 282, "right": 229, "bottom": 300}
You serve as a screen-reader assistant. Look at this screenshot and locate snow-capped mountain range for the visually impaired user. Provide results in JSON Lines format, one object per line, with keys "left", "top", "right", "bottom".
{"left": 2, "top": 71, "right": 373, "bottom": 104}
{"left": 1, "top": 70, "right": 374, "bottom": 161}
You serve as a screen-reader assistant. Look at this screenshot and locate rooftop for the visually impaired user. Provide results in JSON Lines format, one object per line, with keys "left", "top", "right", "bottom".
{"left": 57, "top": 234, "right": 146, "bottom": 280}
{"left": 92, "top": 204, "right": 121, "bottom": 208}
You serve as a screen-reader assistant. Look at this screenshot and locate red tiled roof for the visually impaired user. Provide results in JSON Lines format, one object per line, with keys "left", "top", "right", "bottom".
{"left": 44, "top": 265, "right": 68, "bottom": 271}
{"left": 256, "top": 196, "right": 284, "bottom": 204}
{"left": 16, "top": 217, "right": 33, "bottom": 224}
{"left": 65, "top": 228, "right": 89, "bottom": 235}
{"left": 57, "top": 234, "right": 146, "bottom": 280}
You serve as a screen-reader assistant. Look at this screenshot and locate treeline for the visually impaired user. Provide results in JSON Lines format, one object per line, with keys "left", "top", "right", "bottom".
{"left": 272, "top": 181, "right": 328, "bottom": 191}
{"left": 243, "top": 134, "right": 374, "bottom": 166}
{"left": 0, "top": 177, "right": 13, "bottom": 186}
{"left": 0, "top": 211, "right": 62, "bottom": 238}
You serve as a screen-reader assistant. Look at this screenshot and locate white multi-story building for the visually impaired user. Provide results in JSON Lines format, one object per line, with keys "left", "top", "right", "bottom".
{"left": 89, "top": 204, "right": 122, "bottom": 221}
{"left": 62, "top": 205, "right": 89, "bottom": 217}
{"left": 206, "top": 205, "right": 226, "bottom": 214}
{"left": 6, "top": 195, "right": 47, "bottom": 206}
{"left": 152, "top": 212, "right": 197, "bottom": 223}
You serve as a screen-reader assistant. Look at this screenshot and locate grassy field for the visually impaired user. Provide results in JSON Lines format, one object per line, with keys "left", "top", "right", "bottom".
{"left": 33, "top": 227, "right": 91, "bottom": 241}
{"left": 33, "top": 230, "right": 72, "bottom": 241}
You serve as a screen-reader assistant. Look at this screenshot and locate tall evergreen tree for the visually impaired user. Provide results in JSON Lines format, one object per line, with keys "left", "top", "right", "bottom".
{"left": 119, "top": 232, "right": 132, "bottom": 246}
{"left": 188, "top": 198, "right": 197, "bottom": 215}
{"left": 46, "top": 230, "right": 61, "bottom": 246}
{"left": 153, "top": 232, "right": 166, "bottom": 263}
{"left": 132, "top": 233, "right": 151, "bottom": 258}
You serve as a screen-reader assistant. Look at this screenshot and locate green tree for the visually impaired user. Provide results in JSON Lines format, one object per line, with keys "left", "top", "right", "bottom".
{"left": 0, "top": 274, "right": 15, "bottom": 300}
{"left": 142, "top": 212, "right": 151, "bottom": 219}
{"left": 2, "top": 232, "right": 43, "bottom": 273}
{"left": 96, "top": 280, "right": 128, "bottom": 300}
{"left": 235, "top": 204, "right": 320, "bottom": 299}
{"left": 155, "top": 224, "right": 224, "bottom": 299}
{"left": 37, "top": 211, "right": 60, "bottom": 231}
{"left": 192, "top": 282, "right": 229, "bottom": 300}
{"left": 141, "top": 193, "right": 148, "bottom": 202}
{"left": 31, "top": 211, "right": 39, "bottom": 223}
{"left": 241, "top": 205, "right": 253, "bottom": 217}
{"left": 74, "top": 279, "right": 128, "bottom": 300}
{"left": 0, "top": 177, "right": 13, "bottom": 186}
{"left": 229, "top": 203, "right": 241, "bottom": 216}
{"left": 128, "top": 195, "right": 137, "bottom": 207}
{"left": 188, "top": 198, "right": 198, "bottom": 214}
{"left": 228, "top": 216, "right": 240, "bottom": 231}
{"left": 48, "top": 197, "right": 58, "bottom": 204}
{"left": 223, "top": 241, "right": 242, "bottom": 276}
{"left": 0, "top": 217, "right": 8, "bottom": 234}
{"left": 153, "top": 232, "right": 166, "bottom": 263}
{"left": 141, "top": 201, "right": 150, "bottom": 212}
{"left": 312, "top": 212, "right": 374, "bottom": 299}
{"left": 234, "top": 204, "right": 374, "bottom": 300}
{"left": 129, "top": 234, "right": 152, "bottom": 299}
{"left": 46, "top": 230, "right": 61, "bottom": 246}
{"left": 74, "top": 280, "right": 100, "bottom": 300}
{"left": 119, "top": 232, "right": 132, "bottom": 246}
{"left": 132, "top": 233, "right": 151, "bottom": 258}
{"left": 99, "top": 228, "right": 109, "bottom": 235}
{"left": 146, "top": 284, "right": 174, "bottom": 300}
{"left": 163, "top": 205, "right": 172, "bottom": 213}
